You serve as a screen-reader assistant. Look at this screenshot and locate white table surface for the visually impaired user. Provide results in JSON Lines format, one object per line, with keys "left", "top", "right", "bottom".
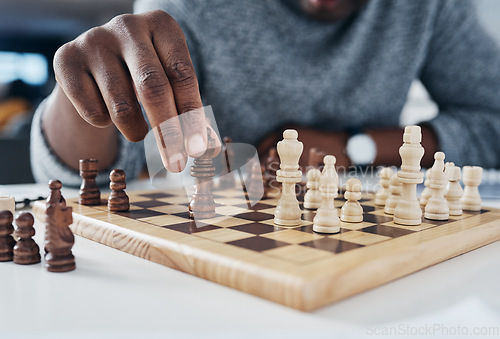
{"left": 1, "top": 180, "right": 500, "bottom": 339}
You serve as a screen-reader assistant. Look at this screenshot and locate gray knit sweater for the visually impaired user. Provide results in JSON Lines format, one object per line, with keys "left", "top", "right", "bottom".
{"left": 31, "top": 0, "right": 500, "bottom": 185}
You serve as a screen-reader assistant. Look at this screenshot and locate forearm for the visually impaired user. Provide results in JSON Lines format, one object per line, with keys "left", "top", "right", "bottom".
{"left": 41, "top": 85, "right": 119, "bottom": 171}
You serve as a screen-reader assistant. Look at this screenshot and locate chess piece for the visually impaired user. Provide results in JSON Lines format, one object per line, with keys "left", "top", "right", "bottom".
{"left": 303, "top": 168, "right": 322, "bottom": 209}
{"left": 0, "top": 210, "right": 16, "bottom": 262}
{"left": 341, "top": 178, "right": 363, "bottom": 223}
{"left": 384, "top": 172, "right": 403, "bottom": 215}
{"left": 264, "top": 147, "right": 280, "bottom": 198}
{"left": 374, "top": 167, "right": 394, "bottom": 206}
{"left": 424, "top": 152, "right": 449, "bottom": 221}
{"left": 246, "top": 162, "right": 265, "bottom": 200}
{"left": 108, "top": 169, "right": 130, "bottom": 211}
{"left": 218, "top": 136, "right": 236, "bottom": 189}
{"left": 189, "top": 128, "right": 219, "bottom": 219}
{"left": 79, "top": 159, "right": 101, "bottom": 205}
{"left": 420, "top": 169, "right": 432, "bottom": 207}
{"left": 308, "top": 147, "right": 326, "bottom": 169}
{"left": 393, "top": 126, "right": 425, "bottom": 225}
{"left": 0, "top": 196, "right": 15, "bottom": 215}
{"left": 444, "top": 162, "right": 463, "bottom": 216}
{"left": 13, "top": 212, "right": 41, "bottom": 265}
{"left": 45, "top": 201, "right": 75, "bottom": 273}
{"left": 313, "top": 155, "right": 340, "bottom": 233}
{"left": 274, "top": 129, "right": 303, "bottom": 226}
{"left": 47, "top": 180, "right": 66, "bottom": 206}
{"left": 460, "top": 166, "right": 483, "bottom": 212}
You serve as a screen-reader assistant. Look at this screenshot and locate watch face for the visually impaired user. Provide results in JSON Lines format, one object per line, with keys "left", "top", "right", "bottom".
{"left": 346, "top": 134, "right": 377, "bottom": 165}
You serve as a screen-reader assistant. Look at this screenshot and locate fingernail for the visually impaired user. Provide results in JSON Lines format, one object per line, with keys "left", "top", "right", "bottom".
{"left": 187, "top": 134, "right": 206, "bottom": 157}
{"left": 168, "top": 153, "right": 186, "bottom": 173}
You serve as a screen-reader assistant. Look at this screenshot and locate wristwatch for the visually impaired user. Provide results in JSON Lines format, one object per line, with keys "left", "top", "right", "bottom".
{"left": 346, "top": 132, "right": 377, "bottom": 166}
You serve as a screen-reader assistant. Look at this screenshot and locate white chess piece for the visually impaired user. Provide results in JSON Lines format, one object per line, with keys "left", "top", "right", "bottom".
{"left": 394, "top": 126, "right": 425, "bottom": 225}
{"left": 444, "top": 162, "right": 463, "bottom": 216}
{"left": 0, "top": 196, "right": 15, "bottom": 215}
{"left": 341, "top": 178, "right": 363, "bottom": 223}
{"left": 420, "top": 169, "right": 432, "bottom": 207}
{"left": 375, "top": 167, "right": 393, "bottom": 206}
{"left": 384, "top": 173, "right": 402, "bottom": 215}
{"left": 424, "top": 152, "right": 449, "bottom": 221}
{"left": 304, "top": 168, "right": 322, "bottom": 210}
{"left": 460, "top": 166, "right": 483, "bottom": 212}
{"left": 274, "top": 129, "right": 303, "bottom": 226}
{"left": 313, "top": 155, "right": 340, "bottom": 233}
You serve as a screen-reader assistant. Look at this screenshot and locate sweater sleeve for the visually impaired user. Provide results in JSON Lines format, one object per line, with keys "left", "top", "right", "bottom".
{"left": 421, "top": 0, "right": 500, "bottom": 168}
{"left": 30, "top": 98, "right": 145, "bottom": 187}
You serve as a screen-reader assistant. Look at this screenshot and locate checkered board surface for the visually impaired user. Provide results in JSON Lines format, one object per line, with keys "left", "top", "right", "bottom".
{"left": 33, "top": 187, "right": 500, "bottom": 311}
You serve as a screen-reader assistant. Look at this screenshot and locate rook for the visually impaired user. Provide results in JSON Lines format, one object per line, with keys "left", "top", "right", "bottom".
{"left": 79, "top": 159, "right": 101, "bottom": 205}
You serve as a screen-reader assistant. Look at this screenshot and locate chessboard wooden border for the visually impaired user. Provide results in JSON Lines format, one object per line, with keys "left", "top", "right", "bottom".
{"left": 33, "top": 193, "right": 500, "bottom": 311}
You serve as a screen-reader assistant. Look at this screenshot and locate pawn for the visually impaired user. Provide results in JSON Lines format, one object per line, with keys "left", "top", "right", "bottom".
{"left": 13, "top": 212, "right": 41, "bottom": 265}
{"left": 444, "top": 162, "right": 463, "bottom": 216}
{"left": 419, "top": 169, "right": 432, "bottom": 207}
{"left": 460, "top": 166, "right": 483, "bottom": 212}
{"left": 0, "top": 210, "right": 16, "bottom": 262}
{"left": 304, "top": 168, "right": 322, "bottom": 209}
{"left": 79, "top": 159, "right": 101, "bottom": 205}
{"left": 424, "top": 152, "right": 449, "bottom": 221}
{"left": 341, "top": 178, "right": 363, "bottom": 223}
{"left": 47, "top": 180, "right": 66, "bottom": 206}
{"left": 375, "top": 167, "right": 394, "bottom": 206}
{"left": 108, "top": 169, "right": 130, "bottom": 212}
{"left": 313, "top": 155, "right": 340, "bottom": 234}
{"left": 384, "top": 173, "right": 403, "bottom": 215}
{"left": 246, "top": 162, "right": 265, "bottom": 201}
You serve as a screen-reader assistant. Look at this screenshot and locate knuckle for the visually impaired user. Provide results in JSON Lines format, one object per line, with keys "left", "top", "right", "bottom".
{"left": 81, "top": 106, "right": 110, "bottom": 126}
{"left": 168, "top": 58, "right": 196, "bottom": 85}
{"left": 148, "top": 9, "right": 176, "bottom": 27}
{"left": 110, "top": 100, "right": 136, "bottom": 122}
{"left": 136, "top": 66, "right": 169, "bottom": 98}
{"left": 79, "top": 26, "right": 109, "bottom": 46}
{"left": 109, "top": 13, "right": 136, "bottom": 29}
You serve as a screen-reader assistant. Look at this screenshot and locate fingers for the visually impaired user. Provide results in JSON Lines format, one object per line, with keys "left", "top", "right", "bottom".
{"left": 148, "top": 11, "right": 207, "bottom": 157}
{"left": 120, "top": 31, "right": 187, "bottom": 172}
{"left": 54, "top": 43, "right": 111, "bottom": 128}
{"left": 89, "top": 55, "right": 149, "bottom": 143}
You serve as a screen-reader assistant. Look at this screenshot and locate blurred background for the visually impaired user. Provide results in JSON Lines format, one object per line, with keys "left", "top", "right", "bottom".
{"left": 0, "top": 0, "right": 499, "bottom": 184}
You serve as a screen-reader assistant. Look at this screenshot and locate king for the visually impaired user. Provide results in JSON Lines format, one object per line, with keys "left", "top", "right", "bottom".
{"left": 393, "top": 126, "right": 425, "bottom": 225}
{"left": 274, "top": 129, "right": 303, "bottom": 226}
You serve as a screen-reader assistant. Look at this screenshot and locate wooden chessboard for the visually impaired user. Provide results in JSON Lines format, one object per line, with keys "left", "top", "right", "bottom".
{"left": 33, "top": 187, "right": 500, "bottom": 311}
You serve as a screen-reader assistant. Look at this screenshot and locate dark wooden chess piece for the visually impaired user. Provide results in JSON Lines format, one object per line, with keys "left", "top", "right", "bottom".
{"left": 246, "top": 162, "right": 265, "bottom": 200}
{"left": 0, "top": 210, "right": 16, "bottom": 262}
{"left": 218, "top": 136, "right": 235, "bottom": 189}
{"left": 47, "top": 179, "right": 66, "bottom": 206}
{"left": 45, "top": 202, "right": 75, "bottom": 273}
{"left": 189, "top": 128, "right": 219, "bottom": 219}
{"left": 79, "top": 159, "right": 101, "bottom": 205}
{"left": 108, "top": 169, "right": 130, "bottom": 212}
{"left": 13, "top": 212, "right": 41, "bottom": 265}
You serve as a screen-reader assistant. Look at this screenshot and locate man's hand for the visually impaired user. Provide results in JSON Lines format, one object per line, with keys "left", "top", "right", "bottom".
{"left": 53, "top": 10, "right": 208, "bottom": 172}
